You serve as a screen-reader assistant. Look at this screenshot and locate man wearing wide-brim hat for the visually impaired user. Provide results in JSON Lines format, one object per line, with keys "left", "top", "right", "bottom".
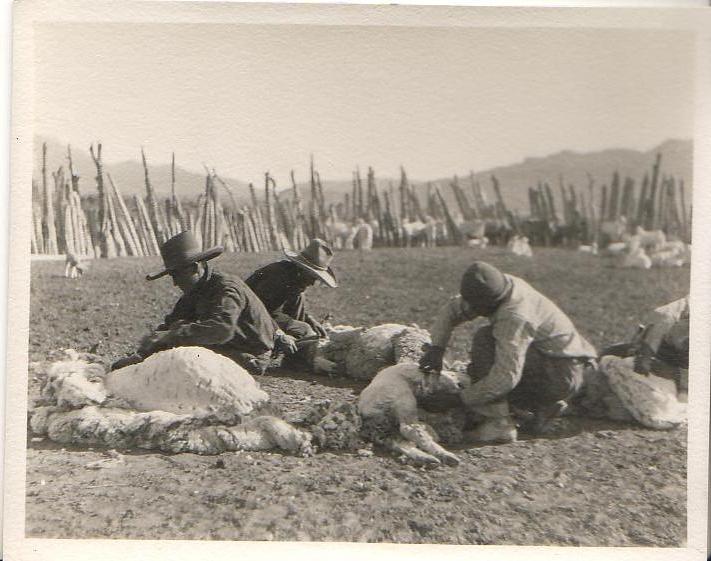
{"left": 246, "top": 238, "right": 337, "bottom": 372}
{"left": 111, "top": 231, "right": 298, "bottom": 373}
{"left": 419, "top": 261, "right": 597, "bottom": 443}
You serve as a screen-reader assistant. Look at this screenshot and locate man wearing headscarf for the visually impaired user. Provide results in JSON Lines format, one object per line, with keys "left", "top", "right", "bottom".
{"left": 420, "top": 261, "right": 597, "bottom": 443}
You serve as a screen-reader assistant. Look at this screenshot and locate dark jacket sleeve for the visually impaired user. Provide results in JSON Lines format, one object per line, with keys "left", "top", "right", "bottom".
{"left": 157, "top": 296, "right": 192, "bottom": 331}
{"left": 160, "top": 283, "right": 245, "bottom": 347}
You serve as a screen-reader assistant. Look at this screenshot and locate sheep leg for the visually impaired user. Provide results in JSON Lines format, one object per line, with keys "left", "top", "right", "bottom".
{"left": 387, "top": 436, "right": 441, "bottom": 466}
{"left": 313, "top": 356, "right": 338, "bottom": 378}
{"left": 243, "top": 415, "right": 314, "bottom": 457}
{"left": 399, "top": 422, "right": 460, "bottom": 466}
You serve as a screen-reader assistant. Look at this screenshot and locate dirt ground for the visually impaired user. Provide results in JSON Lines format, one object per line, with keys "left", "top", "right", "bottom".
{"left": 25, "top": 247, "right": 688, "bottom": 545}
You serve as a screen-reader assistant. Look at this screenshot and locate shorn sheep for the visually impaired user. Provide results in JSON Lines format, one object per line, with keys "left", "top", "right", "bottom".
{"left": 30, "top": 347, "right": 315, "bottom": 456}
{"left": 357, "top": 363, "right": 470, "bottom": 466}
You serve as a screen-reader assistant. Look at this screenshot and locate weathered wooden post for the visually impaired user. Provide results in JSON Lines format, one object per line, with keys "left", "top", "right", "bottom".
{"left": 135, "top": 194, "right": 160, "bottom": 256}
{"left": 89, "top": 143, "right": 112, "bottom": 257}
{"left": 141, "top": 148, "right": 167, "bottom": 244}
{"left": 171, "top": 153, "right": 187, "bottom": 232}
{"left": 103, "top": 172, "right": 127, "bottom": 257}
{"left": 435, "top": 185, "right": 462, "bottom": 244}
{"left": 636, "top": 173, "right": 649, "bottom": 228}
{"left": 608, "top": 171, "right": 620, "bottom": 221}
{"left": 679, "top": 179, "right": 689, "bottom": 242}
{"left": 399, "top": 167, "right": 410, "bottom": 223}
{"left": 52, "top": 166, "right": 68, "bottom": 253}
{"left": 645, "top": 153, "right": 662, "bottom": 230}
{"left": 491, "top": 175, "right": 508, "bottom": 223}
{"left": 40, "top": 143, "right": 59, "bottom": 254}
{"left": 543, "top": 182, "right": 557, "bottom": 225}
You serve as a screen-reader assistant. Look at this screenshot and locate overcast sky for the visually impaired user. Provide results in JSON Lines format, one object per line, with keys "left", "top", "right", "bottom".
{"left": 33, "top": 23, "right": 694, "bottom": 183}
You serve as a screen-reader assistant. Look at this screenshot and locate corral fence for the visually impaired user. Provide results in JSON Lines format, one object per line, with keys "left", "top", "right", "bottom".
{"left": 31, "top": 143, "right": 692, "bottom": 259}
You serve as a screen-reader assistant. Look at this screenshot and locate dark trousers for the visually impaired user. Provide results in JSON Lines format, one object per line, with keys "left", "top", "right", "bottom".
{"left": 466, "top": 325, "right": 587, "bottom": 417}
{"left": 277, "top": 317, "right": 318, "bottom": 369}
{"left": 601, "top": 339, "right": 688, "bottom": 391}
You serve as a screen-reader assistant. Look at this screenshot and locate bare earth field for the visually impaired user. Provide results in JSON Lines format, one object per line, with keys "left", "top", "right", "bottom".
{"left": 25, "top": 247, "right": 688, "bottom": 545}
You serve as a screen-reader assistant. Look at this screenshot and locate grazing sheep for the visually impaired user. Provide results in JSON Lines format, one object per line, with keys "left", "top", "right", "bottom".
{"left": 64, "top": 252, "right": 89, "bottom": 278}
{"left": 357, "top": 363, "right": 470, "bottom": 466}
{"left": 634, "top": 226, "right": 666, "bottom": 251}
{"left": 577, "top": 243, "right": 598, "bottom": 255}
{"left": 507, "top": 235, "right": 533, "bottom": 257}
{"left": 30, "top": 348, "right": 314, "bottom": 456}
{"left": 603, "top": 241, "right": 628, "bottom": 257}
{"left": 622, "top": 246, "right": 652, "bottom": 269}
{"left": 353, "top": 219, "right": 374, "bottom": 250}
{"left": 401, "top": 217, "right": 441, "bottom": 248}
{"left": 599, "top": 217, "right": 628, "bottom": 245}
{"left": 316, "top": 323, "right": 431, "bottom": 381}
{"left": 648, "top": 240, "right": 688, "bottom": 268}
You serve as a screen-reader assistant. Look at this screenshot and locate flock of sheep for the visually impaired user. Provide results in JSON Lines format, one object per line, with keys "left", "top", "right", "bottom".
{"left": 583, "top": 221, "right": 691, "bottom": 269}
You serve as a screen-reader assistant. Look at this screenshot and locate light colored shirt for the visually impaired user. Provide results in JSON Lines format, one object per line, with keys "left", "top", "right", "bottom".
{"left": 430, "top": 274, "right": 597, "bottom": 404}
{"left": 642, "top": 295, "right": 689, "bottom": 353}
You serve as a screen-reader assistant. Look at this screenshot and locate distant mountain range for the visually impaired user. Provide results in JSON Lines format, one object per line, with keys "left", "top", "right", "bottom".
{"left": 33, "top": 136, "right": 692, "bottom": 212}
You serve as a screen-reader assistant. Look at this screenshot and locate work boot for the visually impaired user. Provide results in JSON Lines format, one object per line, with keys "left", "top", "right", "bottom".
{"left": 526, "top": 400, "right": 568, "bottom": 435}
{"left": 464, "top": 416, "right": 518, "bottom": 444}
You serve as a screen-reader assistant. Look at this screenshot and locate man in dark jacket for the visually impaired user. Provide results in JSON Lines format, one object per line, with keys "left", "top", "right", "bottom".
{"left": 246, "top": 238, "right": 337, "bottom": 370}
{"left": 111, "top": 231, "right": 297, "bottom": 374}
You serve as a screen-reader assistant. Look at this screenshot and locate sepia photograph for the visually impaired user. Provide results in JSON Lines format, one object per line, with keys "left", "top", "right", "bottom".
{"left": 4, "top": 2, "right": 711, "bottom": 560}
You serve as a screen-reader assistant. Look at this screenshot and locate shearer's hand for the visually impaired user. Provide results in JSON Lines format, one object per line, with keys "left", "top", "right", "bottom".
{"left": 111, "top": 354, "right": 144, "bottom": 371}
{"left": 137, "top": 331, "right": 169, "bottom": 356}
{"left": 275, "top": 331, "right": 298, "bottom": 355}
{"left": 311, "top": 321, "right": 328, "bottom": 339}
{"left": 419, "top": 344, "right": 445, "bottom": 374}
{"left": 633, "top": 344, "right": 655, "bottom": 375}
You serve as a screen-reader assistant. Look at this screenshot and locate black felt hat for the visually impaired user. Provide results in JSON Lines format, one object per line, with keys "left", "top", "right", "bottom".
{"left": 146, "top": 231, "right": 223, "bottom": 281}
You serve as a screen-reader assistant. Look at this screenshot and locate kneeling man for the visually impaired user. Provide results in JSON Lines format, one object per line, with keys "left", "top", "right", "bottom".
{"left": 246, "top": 238, "right": 337, "bottom": 371}
{"left": 420, "top": 261, "right": 597, "bottom": 443}
{"left": 112, "top": 231, "right": 296, "bottom": 373}
{"left": 633, "top": 295, "right": 689, "bottom": 393}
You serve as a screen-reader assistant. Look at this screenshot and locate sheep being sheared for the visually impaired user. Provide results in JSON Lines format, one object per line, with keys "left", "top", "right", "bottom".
{"left": 316, "top": 323, "right": 431, "bottom": 381}
{"left": 572, "top": 355, "right": 686, "bottom": 429}
{"left": 357, "top": 363, "right": 470, "bottom": 466}
{"left": 30, "top": 347, "right": 314, "bottom": 456}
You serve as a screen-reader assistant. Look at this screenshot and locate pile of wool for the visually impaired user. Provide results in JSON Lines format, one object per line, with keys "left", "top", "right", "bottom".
{"left": 600, "top": 355, "right": 686, "bottom": 429}
{"left": 418, "top": 407, "right": 468, "bottom": 445}
{"left": 30, "top": 347, "right": 314, "bottom": 456}
{"left": 301, "top": 399, "right": 363, "bottom": 451}
{"left": 103, "top": 346, "right": 269, "bottom": 423}
{"left": 37, "top": 349, "right": 109, "bottom": 408}
{"left": 573, "top": 364, "right": 635, "bottom": 423}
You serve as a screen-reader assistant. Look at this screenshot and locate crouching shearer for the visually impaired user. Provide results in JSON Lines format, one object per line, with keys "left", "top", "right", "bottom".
{"left": 246, "top": 238, "right": 337, "bottom": 372}
{"left": 419, "top": 261, "right": 597, "bottom": 443}
{"left": 633, "top": 295, "right": 689, "bottom": 392}
{"left": 111, "top": 231, "right": 297, "bottom": 374}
